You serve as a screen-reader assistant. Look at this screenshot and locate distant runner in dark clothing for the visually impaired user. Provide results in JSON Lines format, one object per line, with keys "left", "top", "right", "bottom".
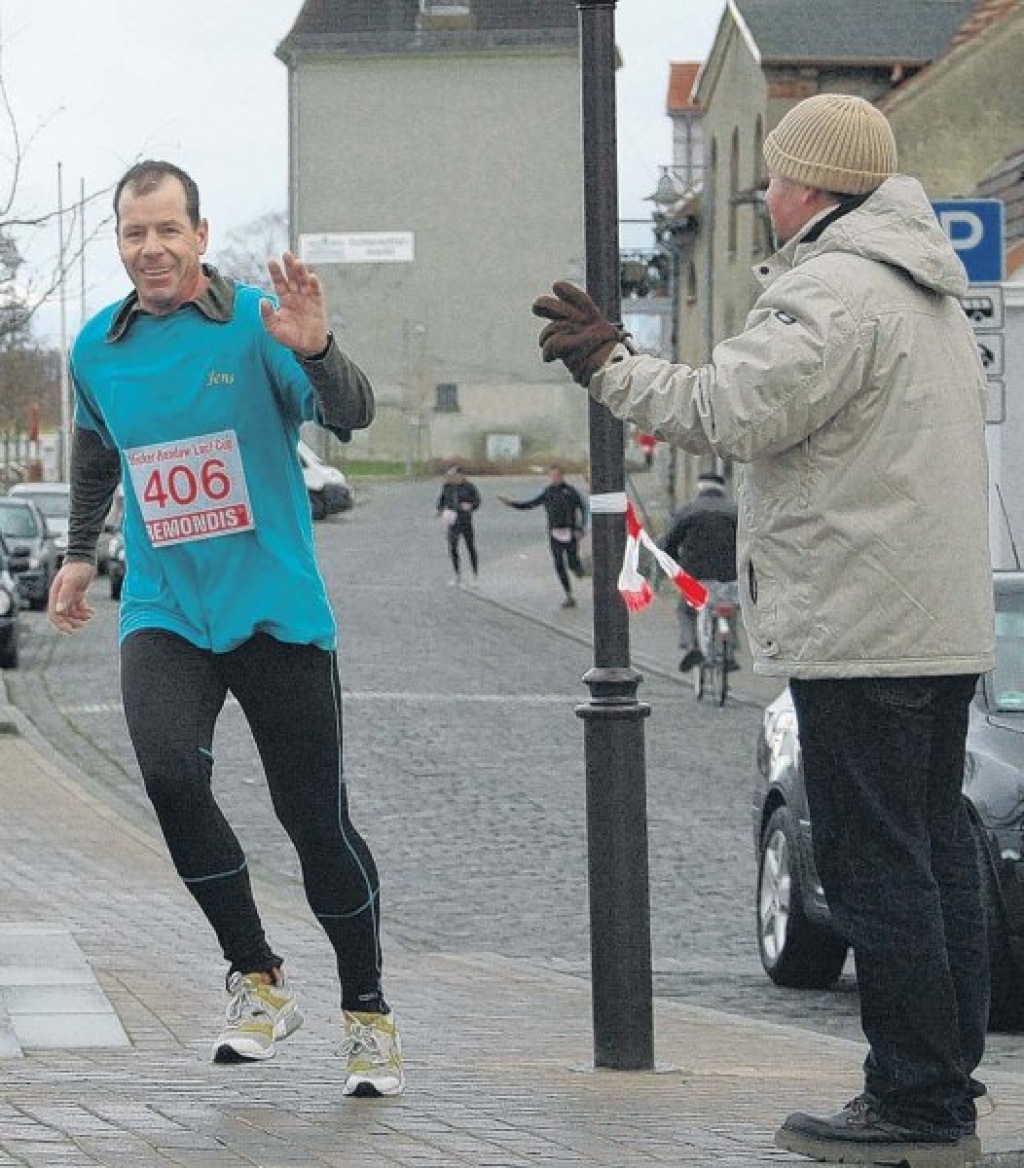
{"left": 498, "top": 466, "right": 587, "bottom": 608}
{"left": 436, "top": 466, "right": 481, "bottom": 587}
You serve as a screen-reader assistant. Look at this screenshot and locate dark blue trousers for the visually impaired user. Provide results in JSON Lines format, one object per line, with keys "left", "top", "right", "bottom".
{"left": 790, "top": 674, "right": 988, "bottom": 1137}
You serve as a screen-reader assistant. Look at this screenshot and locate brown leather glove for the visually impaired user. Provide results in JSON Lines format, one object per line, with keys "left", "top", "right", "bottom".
{"left": 531, "top": 281, "right": 633, "bottom": 386}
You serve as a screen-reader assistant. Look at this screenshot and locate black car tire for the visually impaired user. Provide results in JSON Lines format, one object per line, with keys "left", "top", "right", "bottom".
{"left": 310, "top": 491, "right": 327, "bottom": 522}
{"left": 757, "top": 805, "right": 848, "bottom": 989}
{"left": 714, "top": 654, "right": 728, "bottom": 706}
{"left": 110, "top": 573, "right": 123, "bottom": 602}
{"left": 0, "top": 629, "right": 19, "bottom": 670}
{"left": 28, "top": 566, "right": 52, "bottom": 611}
{"left": 970, "top": 814, "right": 1024, "bottom": 1031}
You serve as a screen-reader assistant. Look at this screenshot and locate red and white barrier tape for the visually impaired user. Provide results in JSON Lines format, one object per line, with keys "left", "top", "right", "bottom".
{"left": 618, "top": 501, "right": 708, "bottom": 614}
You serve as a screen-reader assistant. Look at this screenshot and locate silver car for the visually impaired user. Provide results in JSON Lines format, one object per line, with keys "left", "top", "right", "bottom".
{"left": 752, "top": 571, "right": 1024, "bottom": 1029}
{"left": 9, "top": 482, "right": 71, "bottom": 567}
{"left": 0, "top": 497, "right": 60, "bottom": 610}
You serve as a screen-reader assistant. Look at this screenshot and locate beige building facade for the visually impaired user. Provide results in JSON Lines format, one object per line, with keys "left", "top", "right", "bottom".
{"left": 880, "top": 4, "right": 1024, "bottom": 196}
{"left": 657, "top": 0, "right": 1024, "bottom": 559}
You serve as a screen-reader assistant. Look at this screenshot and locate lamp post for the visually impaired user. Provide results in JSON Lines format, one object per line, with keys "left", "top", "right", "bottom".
{"left": 575, "top": 0, "right": 654, "bottom": 1072}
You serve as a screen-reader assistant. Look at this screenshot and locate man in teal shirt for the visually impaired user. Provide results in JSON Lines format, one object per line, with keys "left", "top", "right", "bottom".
{"left": 49, "top": 160, "right": 403, "bottom": 1096}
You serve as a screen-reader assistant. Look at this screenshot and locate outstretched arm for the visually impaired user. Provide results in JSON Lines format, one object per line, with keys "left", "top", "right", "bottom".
{"left": 497, "top": 490, "right": 545, "bottom": 511}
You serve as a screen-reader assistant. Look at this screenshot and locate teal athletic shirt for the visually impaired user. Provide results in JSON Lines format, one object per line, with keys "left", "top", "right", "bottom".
{"left": 71, "top": 282, "right": 337, "bottom": 653}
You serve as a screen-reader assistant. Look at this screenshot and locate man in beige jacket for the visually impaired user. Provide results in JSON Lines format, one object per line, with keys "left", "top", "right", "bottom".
{"left": 534, "top": 95, "right": 994, "bottom": 1167}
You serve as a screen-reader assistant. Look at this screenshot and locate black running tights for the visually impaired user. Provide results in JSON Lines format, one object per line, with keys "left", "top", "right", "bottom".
{"left": 120, "top": 629, "right": 383, "bottom": 1009}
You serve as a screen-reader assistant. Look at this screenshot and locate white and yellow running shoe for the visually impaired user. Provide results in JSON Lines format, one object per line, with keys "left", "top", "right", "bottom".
{"left": 340, "top": 1009, "right": 405, "bottom": 1096}
{"left": 211, "top": 971, "right": 303, "bottom": 1063}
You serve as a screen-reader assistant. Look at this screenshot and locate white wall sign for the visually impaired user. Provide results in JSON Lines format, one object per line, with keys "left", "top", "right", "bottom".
{"left": 299, "top": 232, "right": 415, "bottom": 265}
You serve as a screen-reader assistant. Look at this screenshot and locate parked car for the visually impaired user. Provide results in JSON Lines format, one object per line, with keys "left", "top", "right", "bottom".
{"left": 298, "top": 441, "right": 353, "bottom": 520}
{"left": 96, "top": 487, "right": 125, "bottom": 576}
{"left": 752, "top": 570, "right": 1024, "bottom": 1029}
{"left": 9, "top": 482, "right": 71, "bottom": 567}
{"left": 107, "top": 519, "right": 126, "bottom": 601}
{"left": 0, "top": 533, "right": 23, "bottom": 668}
{"left": 0, "top": 497, "right": 60, "bottom": 610}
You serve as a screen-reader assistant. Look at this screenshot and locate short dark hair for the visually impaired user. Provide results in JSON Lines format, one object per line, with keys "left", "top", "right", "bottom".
{"left": 113, "top": 160, "right": 201, "bottom": 227}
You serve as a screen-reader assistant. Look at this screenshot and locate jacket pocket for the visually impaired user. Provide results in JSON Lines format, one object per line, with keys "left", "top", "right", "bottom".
{"left": 744, "top": 558, "right": 780, "bottom": 658}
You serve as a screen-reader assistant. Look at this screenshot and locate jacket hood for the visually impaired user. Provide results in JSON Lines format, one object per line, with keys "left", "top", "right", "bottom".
{"left": 784, "top": 174, "right": 969, "bottom": 298}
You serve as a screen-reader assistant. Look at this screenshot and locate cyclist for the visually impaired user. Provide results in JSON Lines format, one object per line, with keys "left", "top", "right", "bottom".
{"left": 660, "top": 471, "right": 738, "bottom": 674}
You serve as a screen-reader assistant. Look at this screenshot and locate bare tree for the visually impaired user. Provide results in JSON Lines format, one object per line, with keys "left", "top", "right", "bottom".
{"left": 210, "top": 211, "right": 288, "bottom": 290}
{"left": 0, "top": 31, "right": 118, "bottom": 485}
{"left": 0, "top": 214, "right": 59, "bottom": 463}
{"left": 0, "top": 31, "right": 115, "bottom": 331}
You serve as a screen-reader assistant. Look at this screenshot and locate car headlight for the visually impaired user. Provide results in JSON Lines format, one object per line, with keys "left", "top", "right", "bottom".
{"left": 55, "top": 536, "right": 68, "bottom": 551}
{"left": 770, "top": 709, "right": 798, "bottom": 737}
{"left": 0, "top": 589, "right": 12, "bottom": 616}
{"left": 28, "top": 555, "right": 40, "bottom": 569}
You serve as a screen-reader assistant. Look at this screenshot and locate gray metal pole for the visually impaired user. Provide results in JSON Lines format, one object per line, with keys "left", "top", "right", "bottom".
{"left": 575, "top": 0, "right": 654, "bottom": 1072}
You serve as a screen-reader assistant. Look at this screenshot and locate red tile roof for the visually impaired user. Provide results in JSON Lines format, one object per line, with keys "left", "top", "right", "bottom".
{"left": 667, "top": 62, "right": 701, "bottom": 114}
{"left": 881, "top": 0, "right": 1023, "bottom": 108}
{"left": 946, "top": 0, "right": 1021, "bottom": 50}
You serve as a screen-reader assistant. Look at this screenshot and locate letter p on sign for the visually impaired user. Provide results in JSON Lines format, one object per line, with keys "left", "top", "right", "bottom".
{"left": 932, "top": 199, "right": 1005, "bottom": 283}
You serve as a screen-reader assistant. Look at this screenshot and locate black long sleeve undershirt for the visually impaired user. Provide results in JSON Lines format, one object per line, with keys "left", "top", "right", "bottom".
{"left": 298, "top": 336, "right": 375, "bottom": 440}
{"left": 66, "top": 428, "right": 121, "bottom": 566}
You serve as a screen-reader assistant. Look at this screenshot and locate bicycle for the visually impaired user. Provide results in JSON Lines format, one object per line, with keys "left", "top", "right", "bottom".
{"left": 694, "top": 581, "right": 740, "bottom": 706}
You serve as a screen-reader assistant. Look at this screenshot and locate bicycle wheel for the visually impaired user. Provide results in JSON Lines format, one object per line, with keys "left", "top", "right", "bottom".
{"left": 694, "top": 606, "right": 710, "bottom": 700}
{"left": 714, "top": 634, "right": 730, "bottom": 706}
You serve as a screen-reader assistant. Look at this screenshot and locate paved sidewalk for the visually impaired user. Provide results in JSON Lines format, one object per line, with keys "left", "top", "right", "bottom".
{"left": 0, "top": 557, "right": 1022, "bottom": 1165}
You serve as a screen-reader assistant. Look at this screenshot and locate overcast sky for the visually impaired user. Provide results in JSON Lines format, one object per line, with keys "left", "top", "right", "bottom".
{"left": 1, "top": 0, "right": 724, "bottom": 344}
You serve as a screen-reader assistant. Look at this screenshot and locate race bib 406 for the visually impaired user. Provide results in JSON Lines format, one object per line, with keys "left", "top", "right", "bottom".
{"left": 126, "top": 430, "right": 256, "bottom": 547}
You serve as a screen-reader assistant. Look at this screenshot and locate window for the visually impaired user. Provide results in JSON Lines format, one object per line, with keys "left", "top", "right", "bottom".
{"left": 685, "top": 260, "right": 698, "bottom": 303}
{"left": 752, "top": 116, "right": 767, "bottom": 255}
{"left": 435, "top": 383, "right": 460, "bottom": 412}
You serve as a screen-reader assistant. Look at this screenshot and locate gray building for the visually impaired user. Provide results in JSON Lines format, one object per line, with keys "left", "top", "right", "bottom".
{"left": 275, "top": 0, "right": 589, "bottom": 470}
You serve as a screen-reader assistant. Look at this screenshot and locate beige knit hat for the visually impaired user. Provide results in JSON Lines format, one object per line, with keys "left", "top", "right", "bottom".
{"left": 763, "top": 94, "right": 897, "bottom": 195}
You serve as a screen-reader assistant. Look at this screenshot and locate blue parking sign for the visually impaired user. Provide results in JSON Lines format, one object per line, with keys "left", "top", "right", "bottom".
{"left": 932, "top": 199, "right": 1005, "bottom": 283}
